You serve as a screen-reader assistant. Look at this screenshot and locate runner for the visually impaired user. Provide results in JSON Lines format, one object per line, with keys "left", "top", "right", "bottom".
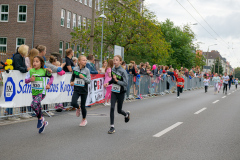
{"left": 104, "top": 55, "right": 130, "bottom": 134}
{"left": 176, "top": 73, "right": 185, "bottom": 99}
{"left": 234, "top": 78, "right": 238, "bottom": 90}
{"left": 70, "top": 55, "right": 91, "bottom": 127}
{"left": 228, "top": 73, "right": 233, "bottom": 90}
{"left": 203, "top": 75, "right": 210, "bottom": 93}
{"left": 222, "top": 72, "right": 229, "bottom": 95}
{"left": 25, "top": 56, "right": 54, "bottom": 134}
{"left": 218, "top": 75, "right": 223, "bottom": 93}
{"left": 212, "top": 73, "right": 220, "bottom": 95}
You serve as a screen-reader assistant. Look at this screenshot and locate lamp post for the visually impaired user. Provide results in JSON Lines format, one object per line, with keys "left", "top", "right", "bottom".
{"left": 99, "top": 13, "right": 106, "bottom": 68}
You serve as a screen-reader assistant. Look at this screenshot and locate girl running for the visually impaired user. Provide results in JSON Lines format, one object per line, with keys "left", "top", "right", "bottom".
{"left": 104, "top": 59, "right": 113, "bottom": 106}
{"left": 176, "top": 73, "right": 185, "bottom": 99}
{"left": 203, "top": 75, "right": 210, "bottom": 93}
{"left": 25, "top": 56, "right": 54, "bottom": 134}
{"left": 104, "top": 55, "right": 130, "bottom": 134}
{"left": 212, "top": 73, "right": 220, "bottom": 94}
{"left": 218, "top": 75, "right": 223, "bottom": 93}
{"left": 70, "top": 55, "right": 91, "bottom": 127}
{"left": 222, "top": 72, "right": 229, "bottom": 95}
{"left": 235, "top": 78, "right": 238, "bottom": 90}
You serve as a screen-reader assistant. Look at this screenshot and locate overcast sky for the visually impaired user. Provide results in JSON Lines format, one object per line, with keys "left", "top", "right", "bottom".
{"left": 145, "top": 0, "right": 240, "bottom": 68}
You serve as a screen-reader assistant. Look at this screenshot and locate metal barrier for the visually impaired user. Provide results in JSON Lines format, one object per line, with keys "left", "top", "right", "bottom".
{"left": 0, "top": 72, "right": 213, "bottom": 120}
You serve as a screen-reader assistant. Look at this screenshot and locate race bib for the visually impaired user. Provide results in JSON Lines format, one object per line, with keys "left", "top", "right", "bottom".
{"left": 31, "top": 81, "right": 43, "bottom": 90}
{"left": 112, "top": 84, "right": 121, "bottom": 93}
{"left": 178, "top": 82, "right": 183, "bottom": 85}
{"left": 74, "top": 78, "right": 85, "bottom": 87}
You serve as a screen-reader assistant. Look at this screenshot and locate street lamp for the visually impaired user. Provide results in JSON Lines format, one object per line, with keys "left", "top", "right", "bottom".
{"left": 99, "top": 13, "right": 106, "bottom": 68}
{"left": 206, "top": 44, "right": 217, "bottom": 67}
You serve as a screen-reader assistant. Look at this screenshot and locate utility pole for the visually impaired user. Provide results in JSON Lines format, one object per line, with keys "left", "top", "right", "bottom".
{"left": 89, "top": 0, "right": 95, "bottom": 55}
{"left": 218, "top": 57, "right": 220, "bottom": 74}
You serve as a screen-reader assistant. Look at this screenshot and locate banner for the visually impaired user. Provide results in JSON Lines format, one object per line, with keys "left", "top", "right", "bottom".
{"left": 0, "top": 71, "right": 105, "bottom": 108}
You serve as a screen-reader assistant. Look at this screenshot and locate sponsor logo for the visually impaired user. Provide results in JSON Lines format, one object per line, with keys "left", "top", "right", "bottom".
{"left": 4, "top": 77, "right": 16, "bottom": 102}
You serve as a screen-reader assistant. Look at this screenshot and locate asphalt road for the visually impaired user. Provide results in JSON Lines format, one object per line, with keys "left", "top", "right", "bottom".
{"left": 0, "top": 87, "right": 240, "bottom": 160}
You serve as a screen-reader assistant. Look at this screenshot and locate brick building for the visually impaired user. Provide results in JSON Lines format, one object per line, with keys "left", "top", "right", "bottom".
{"left": 0, "top": 0, "right": 102, "bottom": 58}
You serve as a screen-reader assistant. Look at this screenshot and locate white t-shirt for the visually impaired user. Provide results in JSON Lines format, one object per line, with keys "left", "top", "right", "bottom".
{"left": 235, "top": 80, "right": 238, "bottom": 85}
{"left": 222, "top": 76, "right": 229, "bottom": 84}
{"left": 203, "top": 79, "right": 210, "bottom": 86}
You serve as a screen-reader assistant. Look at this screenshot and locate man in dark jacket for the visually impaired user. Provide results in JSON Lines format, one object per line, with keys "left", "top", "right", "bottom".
{"left": 86, "top": 54, "right": 100, "bottom": 74}
{"left": 13, "top": 45, "right": 28, "bottom": 73}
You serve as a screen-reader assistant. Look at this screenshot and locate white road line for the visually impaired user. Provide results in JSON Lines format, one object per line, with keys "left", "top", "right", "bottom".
{"left": 213, "top": 100, "right": 219, "bottom": 104}
{"left": 222, "top": 96, "right": 226, "bottom": 98}
{"left": 153, "top": 122, "right": 183, "bottom": 138}
{"left": 194, "top": 108, "right": 207, "bottom": 114}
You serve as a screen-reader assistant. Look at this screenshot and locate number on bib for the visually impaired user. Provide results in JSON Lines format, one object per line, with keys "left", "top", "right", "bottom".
{"left": 178, "top": 82, "right": 183, "bottom": 85}
{"left": 31, "top": 81, "right": 43, "bottom": 90}
{"left": 112, "top": 84, "right": 121, "bottom": 93}
{"left": 74, "top": 78, "right": 85, "bottom": 87}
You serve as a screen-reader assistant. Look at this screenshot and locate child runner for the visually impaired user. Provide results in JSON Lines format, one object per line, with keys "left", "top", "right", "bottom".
{"left": 176, "top": 73, "right": 184, "bottom": 99}
{"left": 104, "top": 59, "right": 113, "bottom": 106}
{"left": 218, "top": 75, "right": 223, "bottom": 93}
{"left": 104, "top": 55, "right": 130, "bottom": 134}
{"left": 203, "top": 75, "right": 210, "bottom": 93}
{"left": 212, "top": 73, "right": 220, "bottom": 94}
{"left": 222, "top": 72, "right": 229, "bottom": 95}
{"left": 234, "top": 78, "right": 238, "bottom": 90}
{"left": 25, "top": 56, "right": 54, "bottom": 134}
{"left": 70, "top": 55, "right": 91, "bottom": 127}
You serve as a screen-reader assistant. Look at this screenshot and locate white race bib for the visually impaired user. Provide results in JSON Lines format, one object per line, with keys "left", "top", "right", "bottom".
{"left": 112, "top": 84, "right": 121, "bottom": 93}
{"left": 74, "top": 78, "right": 85, "bottom": 87}
{"left": 31, "top": 81, "right": 43, "bottom": 90}
{"left": 178, "top": 82, "right": 183, "bottom": 85}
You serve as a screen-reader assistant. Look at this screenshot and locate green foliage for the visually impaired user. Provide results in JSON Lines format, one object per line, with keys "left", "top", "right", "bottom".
{"left": 211, "top": 58, "right": 223, "bottom": 75}
{"left": 234, "top": 67, "right": 240, "bottom": 79}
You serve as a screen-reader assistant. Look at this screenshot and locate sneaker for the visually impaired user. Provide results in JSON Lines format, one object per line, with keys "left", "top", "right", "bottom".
{"left": 20, "top": 113, "right": 30, "bottom": 119}
{"left": 8, "top": 116, "right": 20, "bottom": 121}
{"left": 108, "top": 127, "right": 115, "bottom": 134}
{"left": 76, "top": 108, "right": 81, "bottom": 117}
{"left": 37, "top": 117, "right": 45, "bottom": 129}
{"left": 39, "top": 121, "right": 48, "bottom": 134}
{"left": 125, "top": 111, "right": 130, "bottom": 123}
{"left": 79, "top": 119, "right": 87, "bottom": 127}
{"left": 106, "top": 103, "right": 111, "bottom": 106}
{"left": 177, "top": 97, "right": 179, "bottom": 99}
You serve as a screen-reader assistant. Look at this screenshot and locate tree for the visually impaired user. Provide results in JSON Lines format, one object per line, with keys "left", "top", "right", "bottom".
{"left": 211, "top": 58, "right": 223, "bottom": 75}
{"left": 195, "top": 51, "right": 206, "bottom": 70}
{"left": 234, "top": 67, "right": 240, "bottom": 79}
{"left": 160, "top": 19, "right": 196, "bottom": 69}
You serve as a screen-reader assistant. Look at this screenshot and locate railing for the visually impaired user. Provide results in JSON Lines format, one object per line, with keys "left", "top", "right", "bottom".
{"left": 0, "top": 73, "right": 213, "bottom": 120}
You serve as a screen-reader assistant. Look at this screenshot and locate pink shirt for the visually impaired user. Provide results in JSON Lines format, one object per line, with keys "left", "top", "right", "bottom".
{"left": 104, "top": 68, "right": 112, "bottom": 86}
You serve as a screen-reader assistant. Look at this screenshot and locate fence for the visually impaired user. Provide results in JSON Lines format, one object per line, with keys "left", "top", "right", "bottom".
{"left": 0, "top": 72, "right": 213, "bottom": 120}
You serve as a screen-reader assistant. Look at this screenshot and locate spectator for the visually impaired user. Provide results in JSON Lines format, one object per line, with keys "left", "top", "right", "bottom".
{"left": 126, "top": 63, "right": 134, "bottom": 99}
{"left": 100, "top": 60, "right": 107, "bottom": 74}
{"left": 37, "top": 45, "right": 47, "bottom": 62}
{"left": 140, "top": 63, "right": 147, "bottom": 75}
{"left": 86, "top": 54, "right": 100, "bottom": 74}
{"left": 63, "top": 48, "right": 74, "bottom": 72}
{"left": 12, "top": 45, "right": 28, "bottom": 73}
{"left": 45, "top": 56, "right": 66, "bottom": 75}
{"left": 55, "top": 61, "right": 66, "bottom": 76}
{"left": 25, "top": 48, "right": 39, "bottom": 71}
{"left": 122, "top": 61, "right": 126, "bottom": 70}
{"left": 72, "top": 57, "right": 78, "bottom": 67}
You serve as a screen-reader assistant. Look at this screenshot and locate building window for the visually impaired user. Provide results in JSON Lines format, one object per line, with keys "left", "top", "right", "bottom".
{"left": 79, "top": 0, "right": 83, "bottom": 3}
{"left": 73, "top": 13, "right": 76, "bottom": 29}
{"left": 85, "top": 0, "right": 88, "bottom": 5}
{"left": 83, "top": 17, "right": 86, "bottom": 29}
{"left": 98, "top": 0, "right": 101, "bottom": 11}
{"left": 65, "top": 42, "right": 70, "bottom": 50}
{"left": 78, "top": 15, "right": 81, "bottom": 29}
{"left": 0, "top": 5, "right": 9, "bottom": 22}
{"left": 18, "top": 5, "right": 27, "bottom": 22}
{"left": 71, "top": 44, "right": 75, "bottom": 52}
{"left": 88, "top": 19, "right": 91, "bottom": 29}
{"left": 67, "top": 11, "right": 71, "bottom": 28}
{"left": 59, "top": 41, "right": 63, "bottom": 55}
{"left": 89, "top": 0, "right": 92, "bottom": 7}
{"left": 61, "top": 9, "right": 65, "bottom": 27}
{"left": 0, "top": 37, "right": 7, "bottom": 52}
{"left": 16, "top": 38, "right": 25, "bottom": 49}
{"left": 95, "top": 0, "right": 97, "bottom": 9}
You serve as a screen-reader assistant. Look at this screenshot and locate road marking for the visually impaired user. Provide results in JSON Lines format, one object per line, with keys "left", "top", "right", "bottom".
{"left": 213, "top": 100, "right": 219, "bottom": 104}
{"left": 194, "top": 108, "right": 207, "bottom": 114}
{"left": 222, "top": 96, "right": 226, "bottom": 98}
{"left": 153, "top": 122, "right": 183, "bottom": 138}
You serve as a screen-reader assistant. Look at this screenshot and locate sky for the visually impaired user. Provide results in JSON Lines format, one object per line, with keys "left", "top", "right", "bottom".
{"left": 145, "top": 0, "right": 240, "bottom": 68}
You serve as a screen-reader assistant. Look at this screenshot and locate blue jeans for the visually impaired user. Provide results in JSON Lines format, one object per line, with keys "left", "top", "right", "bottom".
{"left": 229, "top": 80, "right": 232, "bottom": 89}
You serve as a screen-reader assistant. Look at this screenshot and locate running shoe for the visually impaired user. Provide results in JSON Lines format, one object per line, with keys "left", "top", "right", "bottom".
{"left": 177, "top": 97, "right": 179, "bottom": 99}
{"left": 106, "top": 103, "right": 111, "bottom": 106}
{"left": 76, "top": 108, "right": 81, "bottom": 117}
{"left": 37, "top": 117, "right": 45, "bottom": 128}
{"left": 79, "top": 119, "right": 87, "bottom": 127}
{"left": 125, "top": 111, "right": 130, "bottom": 123}
{"left": 108, "top": 127, "right": 115, "bottom": 134}
{"left": 39, "top": 121, "right": 48, "bottom": 134}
